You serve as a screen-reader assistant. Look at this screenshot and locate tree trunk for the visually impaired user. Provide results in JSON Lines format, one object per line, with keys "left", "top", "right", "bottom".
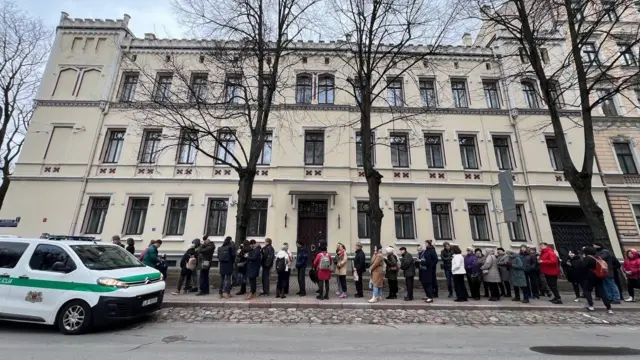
{"left": 0, "top": 175, "right": 9, "bottom": 211}
{"left": 572, "top": 180, "right": 610, "bottom": 244}
{"left": 366, "top": 171, "right": 383, "bottom": 255}
{"left": 234, "top": 167, "right": 257, "bottom": 247}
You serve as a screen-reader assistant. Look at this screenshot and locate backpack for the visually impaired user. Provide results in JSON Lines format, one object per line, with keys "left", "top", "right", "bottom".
{"left": 319, "top": 253, "right": 331, "bottom": 270}
{"left": 218, "top": 245, "right": 231, "bottom": 262}
{"left": 276, "top": 256, "right": 287, "bottom": 272}
{"left": 590, "top": 255, "right": 609, "bottom": 278}
{"left": 186, "top": 257, "right": 197, "bottom": 270}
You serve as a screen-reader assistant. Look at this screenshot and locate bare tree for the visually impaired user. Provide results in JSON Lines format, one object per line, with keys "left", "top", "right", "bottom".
{"left": 470, "top": 0, "right": 640, "bottom": 244}
{"left": 0, "top": 2, "right": 51, "bottom": 210}
{"left": 322, "top": 0, "right": 463, "bottom": 252}
{"left": 118, "top": 0, "right": 318, "bottom": 246}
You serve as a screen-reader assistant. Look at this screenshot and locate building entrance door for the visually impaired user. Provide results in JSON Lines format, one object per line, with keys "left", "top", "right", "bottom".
{"left": 297, "top": 200, "right": 328, "bottom": 265}
{"left": 547, "top": 205, "right": 613, "bottom": 259}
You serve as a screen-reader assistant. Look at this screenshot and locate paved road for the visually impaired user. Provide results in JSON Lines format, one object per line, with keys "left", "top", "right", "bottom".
{"left": 1, "top": 321, "right": 640, "bottom": 359}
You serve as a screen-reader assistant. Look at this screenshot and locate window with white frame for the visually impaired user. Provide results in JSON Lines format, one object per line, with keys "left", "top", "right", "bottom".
{"left": 390, "top": 133, "right": 410, "bottom": 168}
{"left": 318, "top": 74, "right": 335, "bottom": 104}
{"left": 102, "top": 130, "right": 125, "bottom": 163}
{"left": 357, "top": 201, "right": 372, "bottom": 239}
{"left": 304, "top": 131, "right": 324, "bottom": 165}
{"left": 508, "top": 204, "right": 528, "bottom": 241}
{"left": 247, "top": 199, "right": 268, "bottom": 237}
{"left": 205, "top": 199, "right": 228, "bottom": 236}
{"left": 153, "top": 73, "right": 173, "bottom": 103}
{"left": 431, "top": 202, "right": 452, "bottom": 240}
{"left": 597, "top": 89, "right": 618, "bottom": 116}
{"left": 216, "top": 130, "right": 236, "bottom": 164}
{"left": 483, "top": 80, "right": 500, "bottom": 109}
{"left": 296, "top": 74, "right": 313, "bottom": 104}
{"left": 619, "top": 43, "right": 637, "bottom": 66}
{"left": 123, "top": 197, "right": 149, "bottom": 235}
{"left": 614, "top": 142, "right": 638, "bottom": 174}
{"left": 356, "top": 132, "right": 375, "bottom": 167}
{"left": 468, "top": 203, "right": 490, "bottom": 241}
{"left": 521, "top": 80, "right": 539, "bottom": 108}
{"left": 546, "top": 136, "right": 563, "bottom": 171}
{"left": 582, "top": 43, "right": 600, "bottom": 65}
{"left": 548, "top": 80, "right": 564, "bottom": 109}
{"left": 225, "top": 74, "right": 242, "bottom": 104}
{"left": 387, "top": 78, "right": 404, "bottom": 107}
{"left": 492, "top": 136, "right": 513, "bottom": 170}
{"left": 139, "top": 130, "right": 162, "bottom": 164}
{"left": 164, "top": 198, "right": 189, "bottom": 236}
{"left": 394, "top": 202, "right": 415, "bottom": 239}
{"left": 82, "top": 197, "right": 110, "bottom": 234}
{"left": 451, "top": 79, "right": 468, "bottom": 108}
{"left": 190, "top": 73, "right": 208, "bottom": 103}
{"left": 459, "top": 135, "right": 478, "bottom": 169}
{"left": 177, "top": 129, "right": 198, "bottom": 164}
{"left": 257, "top": 132, "right": 272, "bottom": 165}
{"left": 425, "top": 134, "right": 444, "bottom": 168}
{"left": 419, "top": 79, "right": 437, "bottom": 108}
{"left": 119, "top": 72, "right": 138, "bottom": 102}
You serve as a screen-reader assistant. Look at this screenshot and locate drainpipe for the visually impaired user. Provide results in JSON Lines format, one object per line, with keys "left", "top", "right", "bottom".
{"left": 495, "top": 52, "right": 543, "bottom": 245}
{"left": 593, "top": 146, "right": 626, "bottom": 256}
{"left": 68, "top": 33, "right": 126, "bottom": 235}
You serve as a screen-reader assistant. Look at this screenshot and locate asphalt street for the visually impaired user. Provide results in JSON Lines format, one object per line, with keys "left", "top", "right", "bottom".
{"left": 1, "top": 321, "right": 640, "bottom": 359}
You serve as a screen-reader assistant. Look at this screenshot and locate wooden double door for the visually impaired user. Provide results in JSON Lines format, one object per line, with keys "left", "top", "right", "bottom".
{"left": 297, "top": 200, "right": 328, "bottom": 265}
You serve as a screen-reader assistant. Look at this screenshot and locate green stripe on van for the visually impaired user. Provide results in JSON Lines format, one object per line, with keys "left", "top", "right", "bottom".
{"left": 119, "top": 273, "right": 162, "bottom": 282}
{"left": 0, "top": 277, "right": 117, "bottom": 293}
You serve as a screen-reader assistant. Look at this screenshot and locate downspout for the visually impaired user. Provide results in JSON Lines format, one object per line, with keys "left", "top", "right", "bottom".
{"left": 593, "top": 144, "right": 626, "bottom": 255}
{"left": 68, "top": 33, "right": 127, "bottom": 235}
{"left": 495, "top": 52, "right": 543, "bottom": 244}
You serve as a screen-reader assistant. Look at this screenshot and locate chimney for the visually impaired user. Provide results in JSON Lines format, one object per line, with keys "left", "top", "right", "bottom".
{"left": 462, "top": 33, "right": 472, "bottom": 47}
{"left": 481, "top": 5, "right": 492, "bottom": 19}
{"left": 144, "top": 33, "right": 156, "bottom": 40}
{"left": 345, "top": 33, "right": 352, "bottom": 42}
{"left": 123, "top": 14, "right": 131, "bottom": 26}
{"left": 60, "top": 11, "right": 69, "bottom": 24}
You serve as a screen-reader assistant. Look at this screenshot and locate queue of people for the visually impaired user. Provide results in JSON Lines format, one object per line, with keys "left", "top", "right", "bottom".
{"left": 128, "top": 233, "right": 637, "bottom": 313}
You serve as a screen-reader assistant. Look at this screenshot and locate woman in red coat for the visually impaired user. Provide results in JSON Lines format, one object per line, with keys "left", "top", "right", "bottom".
{"left": 313, "top": 242, "right": 332, "bottom": 300}
{"left": 623, "top": 249, "right": 640, "bottom": 302}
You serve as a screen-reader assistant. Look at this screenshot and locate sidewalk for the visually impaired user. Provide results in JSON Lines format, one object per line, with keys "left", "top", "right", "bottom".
{"left": 163, "top": 291, "right": 640, "bottom": 312}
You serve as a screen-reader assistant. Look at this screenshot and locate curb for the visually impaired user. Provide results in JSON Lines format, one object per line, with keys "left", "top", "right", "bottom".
{"left": 161, "top": 300, "right": 640, "bottom": 312}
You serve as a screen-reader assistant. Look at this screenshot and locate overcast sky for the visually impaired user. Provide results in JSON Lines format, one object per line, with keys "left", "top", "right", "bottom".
{"left": 21, "top": 0, "right": 186, "bottom": 38}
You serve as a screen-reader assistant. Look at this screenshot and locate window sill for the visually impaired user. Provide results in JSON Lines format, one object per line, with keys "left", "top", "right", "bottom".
{"left": 357, "top": 239, "right": 371, "bottom": 245}
{"left": 395, "top": 239, "right": 419, "bottom": 246}
{"left": 472, "top": 242, "right": 497, "bottom": 247}
{"left": 162, "top": 236, "right": 186, "bottom": 242}
{"left": 122, "top": 236, "right": 143, "bottom": 241}
{"left": 304, "top": 164, "right": 324, "bottom": 167}
{"left": 462, "top": 168, "right": 481, "bottom": 172}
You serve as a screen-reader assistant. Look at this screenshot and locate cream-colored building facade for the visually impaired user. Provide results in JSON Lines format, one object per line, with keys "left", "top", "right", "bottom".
{"left": 0, "top": 12, "right": 622, "bottom": 258}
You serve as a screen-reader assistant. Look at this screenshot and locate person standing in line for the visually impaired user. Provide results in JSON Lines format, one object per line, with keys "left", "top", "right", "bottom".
{"left": 474, "top": 248, "right": 489, "bottom": 298}
{"left": 523, "top": 245, "right": 539, "bottom": 299}
{"left": 464, "top": 247, "right": 477, "bottom": 296}
{"left": 496, "top": 247, "right": 512, "bottom": 298}
{"left": 245, "top": 240, "right": 262, "bottom": 300}
{"left": 451, "top": 245, "right": 468, "bottom": 302}
{"left": 418, "top": 245, "right": 437, "bottom": 303}
{"left": 425, "top": 240, "right": 439, "bottom": 297}
{"left": 283, "top": 242, "right": 293, "bottom": 295}
{"left": 509, "top": 250, "right": 530, "bottom": 303}
{"left": 622, "top": 249, "right": 640, "bottom": 302}
{"left": 612, "top": 256, "right": 624, "bottom": 301}
{"left": 399, "top": 246, "right": 415, "bottom": 301}
{"left": 142, "top": 239, "right": 162, "bottom": 267}
{"left": 469, "top": 248, "right": 484, "bottom": 300}
{"left": 195, "top": 237, "right": 215, "bottom": 296}
{"left": 260, "top": 238, "right": 275, "bottom": 296}
{"left": 593, "top": 242, "right": 621, "bottom": 304}
{"left": 275, "top": 244, "right": 292, "bottom": 298}
{"left": 295, "top": 240, "right": 309, "bottom": 297}
{"left": 440, "top": 242, "right": 454, "bottom": 298}
{"left": 189, "top": 238, "right": 201, "bottom": 293}
{"left": 581, "top": 246, "right": 613, "bottom": 313}
{"left": 235, "top": 240, "right": 250, "bottom": 295}
{"left": 384, "top": 246, "right": 400, "bottom": 299}
{"left": 368, "top": 246, "right": 384, "bottom": 303}
{"left": 172, "top": 245, "right": 196, "bottom": 295}
{"left": 539, "top": 242, "right": 562, "bottom": 304}
{"left": 481, "top": 249, "right": 501, "bottom": 301}
{"left": 353, "top": 242, "right": 366, "bottom": 298}
{"left": 217, "top": 236, "right": 235, "bottom": 299}
{"left": 125, "top": 238, "right": 135, "bottom": 255}
{"left": 563, "top": 250, "right": 584, "bottom": 301}
{"left": 335, "top": 243, "right": 348, "bottom": 298}
{"left": 112, "top": 235, "right": 124, "bottom": 248}
{"left": 313, "top": 242, "right": 332, "bottom": 300}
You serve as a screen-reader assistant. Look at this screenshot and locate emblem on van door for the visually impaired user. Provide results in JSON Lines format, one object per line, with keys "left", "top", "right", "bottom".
{"left": 25, "top": 291, "right": 43, "bottom": 303}
{"left": 144, "top": 277, "right": 150, "bottom": 284}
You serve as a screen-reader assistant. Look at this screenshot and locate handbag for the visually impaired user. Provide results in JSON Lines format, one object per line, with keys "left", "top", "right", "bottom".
{"left": 368, "top": 279, "right": 373, "bottom": 289}
{"left": 353, "top": 268, "right": 359, "bottom": 282}
{"left": 202, "top": 260, "right": 210, "bottom": 270}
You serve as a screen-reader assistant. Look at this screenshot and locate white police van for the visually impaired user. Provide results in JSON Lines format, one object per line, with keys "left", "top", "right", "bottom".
{"left": 0, "top": 237, "right": 165, "bottom": 335}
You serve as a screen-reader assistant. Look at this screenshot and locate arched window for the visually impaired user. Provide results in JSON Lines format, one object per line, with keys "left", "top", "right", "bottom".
{"left": 296, "top": 74, "right": 312, "bottom": 104}
{"left": 318, "top": 74, "right": 334, "bottom": 104}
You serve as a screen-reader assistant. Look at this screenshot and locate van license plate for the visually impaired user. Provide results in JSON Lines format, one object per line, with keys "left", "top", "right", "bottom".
{"left": 142, "top": 298, "right": 158, "bottom": 306}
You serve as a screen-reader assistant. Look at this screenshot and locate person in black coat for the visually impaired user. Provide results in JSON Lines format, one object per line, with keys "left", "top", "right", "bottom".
{"left": 400, "top": 247, "right": 416, "bottom": 301}
{"left": 418, "top": 245, "right": 438, "bottom": 302}
{"left": 235, "top": 240, "right": 250, "bottom": 295}
{"left": 562, "top": 250, "right": 583, "bottom": 300}
{"left": 245, "top": 240, "right": 262, "bottom": 299}
{"left": 295, "top": 240, "right": 309, "bottom": 296}
{"left": 582, "top": 246, "right": 613, "bottom": 313}
{"left": 353, "top": 242, "right": 367, "bottom": 298}
{"left": 217, "top": 236, "right": 235, "bottom": 298}
{"left": 173, "top": 246, "right": 195, "bottom": 295}
{"left": 125, "top": 238, "right": 135, "bottom": 255}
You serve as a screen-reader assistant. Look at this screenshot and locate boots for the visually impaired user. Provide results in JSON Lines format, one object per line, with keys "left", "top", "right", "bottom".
{"left": 368, "top": 296, "right": 378, "bottom": 303}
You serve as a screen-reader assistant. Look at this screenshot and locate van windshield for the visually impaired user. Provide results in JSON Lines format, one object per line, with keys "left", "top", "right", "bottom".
{"left": 70, "top": 245, "right": 145, "bottom": 271}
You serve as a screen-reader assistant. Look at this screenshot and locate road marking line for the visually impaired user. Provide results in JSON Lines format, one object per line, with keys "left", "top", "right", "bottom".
{"left": 582, "top": 313, "right": 607, "bottom": 323}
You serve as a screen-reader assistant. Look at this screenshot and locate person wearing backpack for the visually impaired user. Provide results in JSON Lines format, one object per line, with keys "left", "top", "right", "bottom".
{"left": 275, "top": 244, "right": 292, "bottom": 298}
{"left": 173, "top": 245, "right": 196, "bottom": 295}
{"left": 594, "top": 242, "right": 621, "bottom": 304}
{"left": 313, "top": 242, "right": 332, "bottom": 300}
{"left": 260, "top": 238, "right": 275, "bottom": 296}
{"left": 245, "top": 240, "right": 262, "bottom": 300}
{"left": 217, "top": 236, "right": 235, "bottom": 299}
{"left": 582, "top": 246, "right": 613, "bottom": 313}
{"left": 196, "top": 236, "right": 216, "bottom": 296}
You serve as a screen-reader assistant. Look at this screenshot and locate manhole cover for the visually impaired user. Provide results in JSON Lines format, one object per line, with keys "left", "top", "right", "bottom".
{"left": 162, "top": 335, "right": 186, "bottom": 343}
{"left": 530, "top": 346, "right": 640, "bottom": 356}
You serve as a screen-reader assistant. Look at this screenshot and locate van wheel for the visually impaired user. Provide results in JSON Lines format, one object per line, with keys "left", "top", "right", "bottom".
{"left": 57, "top": 300, "right": 92, "bottom": 335}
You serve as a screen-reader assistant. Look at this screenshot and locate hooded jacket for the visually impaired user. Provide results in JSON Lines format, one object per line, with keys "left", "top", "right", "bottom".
{"left": 623, "top": 249, "right": 640, "bottom": 279}
{"left": 440, "top": 244, "right": 453, "bottom": 270}
{"left": 539, "top": 247, "right": 561, "bottom": 276}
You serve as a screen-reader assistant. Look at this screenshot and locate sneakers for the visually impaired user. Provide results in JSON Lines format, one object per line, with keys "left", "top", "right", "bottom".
{"left": 171, "top": 291, "right": 180, "bottom": 295}
{"left": 339, "top": 292, "right": 347, "bottom": 299}
{"left": 245, "top": 293, "right": 256, "bottom": 300}
{"left": 368, "top": 296, "right": 378, "bottom": 303}
{"left": 425, "top": 298, "right": 433, "bottom": 303}
{"left": 584, "top": 305, "right": 595, "bottom": 311}
{"left": 574, "top": 298, "right": 580, "bottom": 302}
{"left": 607, "top": 309, "right": 614, "bottom": 315}
{"left": 625, "top": 297, "right": 635, "bottom": 302}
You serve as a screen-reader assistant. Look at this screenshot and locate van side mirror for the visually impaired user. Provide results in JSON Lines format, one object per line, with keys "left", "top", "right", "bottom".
{"left": 51, "top": 261, "right": 73, "bottom": 273}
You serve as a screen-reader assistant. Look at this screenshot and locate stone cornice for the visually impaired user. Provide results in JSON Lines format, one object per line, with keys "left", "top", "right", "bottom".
{"left": 34, "top": 99, "right": 107, "bottom": 108}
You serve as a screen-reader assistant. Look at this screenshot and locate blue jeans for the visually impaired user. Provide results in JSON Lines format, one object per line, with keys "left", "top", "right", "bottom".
{"left": 603, "top": 277, "right": 621, "bottom": 302}
{"left": 219, "top": 273, "right": 232, "bottom": 294}
{"left": 373, "top": 286, "right": 383, "bottom": 297}
{"left": 444, "top": 268, "right": 453, "bottom": 294}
